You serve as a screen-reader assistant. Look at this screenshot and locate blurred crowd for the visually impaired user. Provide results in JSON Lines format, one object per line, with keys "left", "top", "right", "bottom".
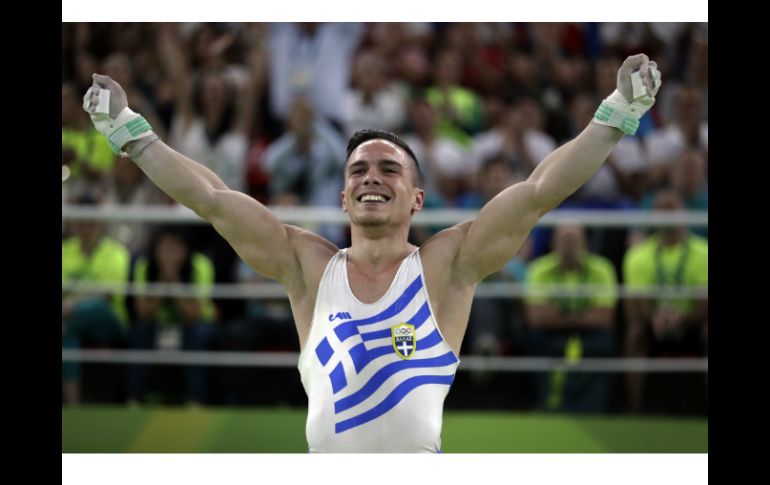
{"left": 62, "top": 22, "right": 708, "bottom": 415}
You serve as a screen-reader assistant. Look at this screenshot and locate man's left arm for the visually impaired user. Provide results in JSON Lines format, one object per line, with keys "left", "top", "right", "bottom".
{"left": 456, "top": 54, "right": 662, "bottom": 281}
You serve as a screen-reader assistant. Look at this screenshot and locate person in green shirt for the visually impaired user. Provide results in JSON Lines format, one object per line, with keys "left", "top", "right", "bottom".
{"left": 623, "top": 189, "right": 708, "bottom": 414}
{"left": 62, "top": 198, "right": 131, "bottom": 405}
{"left": 524, "top": 224, "right": 618, "bottom": 412}
{"left": 128, "top": 226, "right": 217, "bottom": 404}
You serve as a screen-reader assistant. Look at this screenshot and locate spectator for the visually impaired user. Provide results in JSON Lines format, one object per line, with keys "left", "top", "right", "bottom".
{"left": 128, "top": 226, "right": 218, "bottom": 404}
{"left": 523, "top": 224, "right": 618, "bottom": 412}
{"left": 62, "top": 195, "right": 131, "bottom": 404}
{"left": 623, "top": 190, "right": 708, "bottom": 414}
{"left": 342, "top": 49, "right": 407, "bottom": 138}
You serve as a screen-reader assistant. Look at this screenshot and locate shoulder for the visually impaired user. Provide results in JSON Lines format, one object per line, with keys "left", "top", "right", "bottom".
{"left": 191, "top": 253, "right": 215, "bottom": 281}
{"left": 528, "top": 253, "right": 558, "bottom": 278}
{"left": 623, "top": 238, "right": 654, "bottom": 274}
{"left": 586, "top": 254, "right": 618, "bottom": 280}
{"left": 420, "top": 222, "right": 473, "bottom": 264}
{"left": 62, "top": 237, "right": 78, "bottom": 253}
{"left": 419, "top": 221, "right": 476, "bottom": 288}
{"left": 625, "top": 237, "right": 654, "bottom": 260}
{"left": 285, "top": 225, "right": 339, "bottom": 291}
{"left": 688, "top": 234, "right": 708, "bottom": 254}
{"left": 99, "top": 238, "right": 130, "bottom": 258}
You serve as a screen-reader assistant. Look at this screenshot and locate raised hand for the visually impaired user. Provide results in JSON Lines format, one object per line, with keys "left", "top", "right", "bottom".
{"left": 616, "top": 53, "right": 662, "bottom": 102}
{"left": 82, "top": 73, "right": 128, "bottom": 119}
{"left": 82, "top": 73, "right": 154, "bottom": 157}
{"left": 592, "top": 53, "right": 663, "bottom": 136}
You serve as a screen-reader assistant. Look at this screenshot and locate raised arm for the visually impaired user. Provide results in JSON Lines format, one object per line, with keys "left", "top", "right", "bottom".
{"left": 456, "top": 54, "right": 662, "bottom": 281}
{"left": 82, "top": 73, "right": 303, "bottom": 285}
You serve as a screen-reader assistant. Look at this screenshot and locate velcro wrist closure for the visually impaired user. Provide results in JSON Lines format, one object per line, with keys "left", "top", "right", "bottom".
{"left": 106, "top": 109, "right": 154, "bottom": 156}
{"left": 87, "top": 91, "right": 154, "bottom": 156}
{"left": 592, "top": 89, "right": 656, "bottom": 136}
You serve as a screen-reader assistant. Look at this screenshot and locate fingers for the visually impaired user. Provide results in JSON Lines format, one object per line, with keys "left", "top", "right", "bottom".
{"left": 623, "top": 54, "right": 663, "bottom": 98}
{"left": 92, "top": 73, "right": 113, "bottom": 89}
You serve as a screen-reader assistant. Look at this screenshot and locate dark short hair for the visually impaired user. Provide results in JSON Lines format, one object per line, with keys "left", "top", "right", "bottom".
{"left": 346, "top": 129, "right": 423, "bottom": 186}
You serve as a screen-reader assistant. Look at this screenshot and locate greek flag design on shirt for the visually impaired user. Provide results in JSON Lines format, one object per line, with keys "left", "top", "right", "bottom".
{"left": 298, "top": 248, "right": 460, "bottom": 452}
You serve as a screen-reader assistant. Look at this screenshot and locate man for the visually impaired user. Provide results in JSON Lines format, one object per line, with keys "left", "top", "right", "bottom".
{"left": 523, "top": 224, "right": 618, "bottom": 413}
{"left": 623, "top": 189, "right": 708, "bottom": 414}
{"left": 81, "top": 53, "right": 661, "bottom": 452}
{"left": 62, "top": 196, "right": 131, "bottom": 404}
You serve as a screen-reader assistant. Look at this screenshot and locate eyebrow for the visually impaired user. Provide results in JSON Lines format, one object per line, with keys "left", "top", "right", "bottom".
{"left": 348, "top": 159, "right": 404, "bottom": 172}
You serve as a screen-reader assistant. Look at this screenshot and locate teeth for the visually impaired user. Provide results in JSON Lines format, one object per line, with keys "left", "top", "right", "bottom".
{"left": 360, "top": 194, "right": 386, "bottom": 203}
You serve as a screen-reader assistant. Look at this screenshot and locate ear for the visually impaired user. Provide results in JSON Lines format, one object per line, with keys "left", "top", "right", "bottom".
{"left": 410, "top": 188, "right": 425, "bottom": 215}
{"left": 341, "top": 190, "right": 348, "bottom": 213}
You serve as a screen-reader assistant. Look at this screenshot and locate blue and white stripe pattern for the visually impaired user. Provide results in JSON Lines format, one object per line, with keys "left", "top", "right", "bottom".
{"left": 314, "top": 274, "right": 458, "bottom": 433}
{"left": 300, "top": 249, "right": 460, "bottom": 451}
{"left": 313, "top": 267, "right": 458, "bottom": 435}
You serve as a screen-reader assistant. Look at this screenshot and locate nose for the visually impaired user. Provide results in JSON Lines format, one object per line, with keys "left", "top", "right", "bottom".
{"left": 363, "top": 170, "right": 381, "bottom": 185}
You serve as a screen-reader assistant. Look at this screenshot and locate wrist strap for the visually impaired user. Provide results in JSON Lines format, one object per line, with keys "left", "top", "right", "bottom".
{"left": 593, "top": 101, "right": 641, "bottom": 136}
{"left": 592, "top": 67, "right": 661, "bottom": 136}
{"left": 108, "top": 115, "right": 153, "bottom": 156}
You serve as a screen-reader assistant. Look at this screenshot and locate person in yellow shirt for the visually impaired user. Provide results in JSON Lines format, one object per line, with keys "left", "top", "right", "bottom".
{"left": 524, "top": 224, "right": 618, "bottom": 412}
{"left": 62, "top": 196, "right": 130, "bottom": 404}
{"left": 128, "top": 226, "right": 217, "bottom": 404}
{"left": 623, "top": 189, "right": 708, "bottom": 414}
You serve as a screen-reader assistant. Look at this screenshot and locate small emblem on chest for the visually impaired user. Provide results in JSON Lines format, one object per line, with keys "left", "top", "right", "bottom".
{"left": 391, "top": 323, "right": 416, "bottom": 359}
{"left": 329, "top": 312, "right": 352, "bottom": 321}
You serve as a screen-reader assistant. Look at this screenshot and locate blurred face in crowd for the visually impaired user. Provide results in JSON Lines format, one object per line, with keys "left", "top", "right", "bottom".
{"left": 688, "top": 34, "right": 708, "bottom": 82}
{"left": 353, "top": 51, "right": 385, "bottom": 97}
{"left": 410, "top": 100, "right": 437, "bottom": 135}
{"left": 505, "top": 97, "right": 545, "bottom": 134}
{"left": 62, "top": 83, "right": 84, "bottom": 126}
{"left": 398, "top": 45, "right": 430, "bottom": 87}
{"left": 653, "top": 190, "right": 686, "bottom": 242}
{"left": 569, "top": 93, "right": 597, "bottom": 129}
{"left": 434, "top": 50, "right": 462, "bottom": 86}
{"left": 595, "top": 57, "right": 621, "bottom": 96}
{"left": 674, "top": 86, "right": 703, "bottom": 125}
{"left": 508, "top": 51, "right": 537, "bottom": 87}
{"left": 479, "top": 159, "right": 519, "bottom": 201}
{"left": 288, "top": 97, "right": 315, "bottom": 140}
{"left": 553, "top": 57, "right": 591, "bottom": 93}
{"left": 672, "top": 150, "right": 706, "bottom": 198}
{"left": 155, "top": 233, "right": 189, "bottom": 276}
{"left": 200, "top": 73, "right": 231, "bottom": 117}
{"left": 102, "top": 53, "right": 134, "bottom": 88}
{"left": 71, "top": 220, "right": 104, "bottom": 250}
{"left": 553, "top": 224, "right": 587, "bottom": 269}
{"left": 342, "top": 140, "right": 424, "bottom": 229}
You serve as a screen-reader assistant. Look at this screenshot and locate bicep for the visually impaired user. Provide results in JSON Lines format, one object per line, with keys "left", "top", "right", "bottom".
{"left": 456, "top": 181, "right": 543, "bottom": 282}
{"left": 206, "top": 189, "right": 299, "bottom": 283}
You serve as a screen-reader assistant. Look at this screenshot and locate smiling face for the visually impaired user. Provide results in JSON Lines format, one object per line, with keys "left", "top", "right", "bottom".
{"left": 341, "top": 139, "right": 424, "bottom": 229}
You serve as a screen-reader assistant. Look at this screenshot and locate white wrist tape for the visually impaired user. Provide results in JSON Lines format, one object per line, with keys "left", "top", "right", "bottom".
{"left": 84, "top": 89, "right": 154, "bottom": 157}
{"left": 593, "top": 67, "right": 661, "bottom": 136}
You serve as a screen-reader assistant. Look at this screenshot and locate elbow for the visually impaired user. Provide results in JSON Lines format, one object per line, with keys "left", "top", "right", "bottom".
{"left": 530, "top": 179, "right": 562, "bottom": 215}
{"left": 192, "top": 187, "right": 223, "bottom": 221}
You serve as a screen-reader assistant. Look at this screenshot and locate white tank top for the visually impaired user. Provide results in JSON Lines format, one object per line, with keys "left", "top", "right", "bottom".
{"left": 298, "top": 248, "right": 460, "bottom": 452}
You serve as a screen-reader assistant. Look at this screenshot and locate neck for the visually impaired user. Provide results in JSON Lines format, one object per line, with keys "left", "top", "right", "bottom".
{"left": 659, "top": 228, "right": 687, "bottom": 246}
{"left": 79, "top": 236, "right": 99, "bottom": 257}
{"left": 559, "top": 254, "right": 583, "bottom": 271}
{"left": 348, "top": 224, "right": 415, "bottom": 269}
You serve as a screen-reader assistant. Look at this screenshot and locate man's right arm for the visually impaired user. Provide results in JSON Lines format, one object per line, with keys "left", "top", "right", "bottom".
{"left": 82, "top": 72, "right": 302, "bottom": 285}
{"left": 126, "top": 138, "right": 299, "bottom": 284}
